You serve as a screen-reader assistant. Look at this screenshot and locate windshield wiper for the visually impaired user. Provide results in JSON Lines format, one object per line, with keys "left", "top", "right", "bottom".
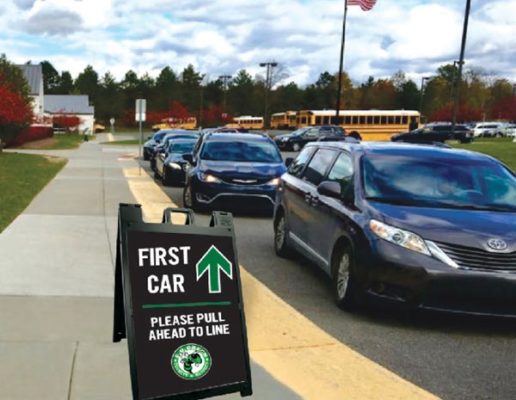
{"left": 365, "top": 196, "right": 421, "bottom": 206}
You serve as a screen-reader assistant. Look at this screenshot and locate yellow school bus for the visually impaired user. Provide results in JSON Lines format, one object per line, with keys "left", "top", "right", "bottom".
{"left": 227, "top": 116, "right": 264, "bottom": 130}
{"left": 152, "top": 117, "right": 197, "bottom": 131}
{"left": 295, "top": 110, "right": 420, "bottom": 141}
{"left": 270, "top": 111, "right": 297, "bottom": 129}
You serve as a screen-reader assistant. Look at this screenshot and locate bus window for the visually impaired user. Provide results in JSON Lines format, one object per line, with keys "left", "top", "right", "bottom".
{"left": 316, "top": 116, "right": 322, "bottom": 125}
{"left": 380, "top": 116, "right": 386, "bottom": 124}
{"left": 367, "top": 116, "right": 373, "bottom": 124}
{"left": 373, "top": 116, "right": 380, "bottom": 124}
{"left": 324, "top": 116, "right": 331, "bottom": 124}
{"left": 395, "top": 116, "right": 401, "bottom": 124}
{"left": 402, "top": 116, "right": 408, "bottom": 124}
{"left": 388, "top": 116, "right": 395, "bottom": 124}
{"left": 344, "top": 116, "right": 351, "bottom": 124}
{"left": 359, "top": 116, "right": 366, "bottom": 124}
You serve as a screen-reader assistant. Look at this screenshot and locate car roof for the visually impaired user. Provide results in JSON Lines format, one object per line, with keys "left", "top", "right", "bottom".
{"left": 168, "top": 138, "right": 197, "bottom": 144}
{"left": 204, "top": 132, "right": 272, "bottom": 142}
{"left": 305, "top": 141, "right": 499, "bottom": 163}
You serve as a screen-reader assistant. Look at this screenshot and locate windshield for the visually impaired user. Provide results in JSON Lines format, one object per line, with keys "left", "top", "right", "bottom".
{"left": 168, "top": 141, "right": 195, "bottom": 154}
{"left": 362, "top": 155, "right": 516, "bottom": 211}
{"left": 201, "top": 140, "right": 283, "bottom": 163}
{"left": 153, "top": 131, "right": 169, "bottom": 141}
{"left": 291, "top": 128, "right": 309, "bottom": 136}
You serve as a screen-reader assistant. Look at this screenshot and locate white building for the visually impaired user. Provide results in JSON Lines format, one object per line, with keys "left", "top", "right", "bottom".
{"left": 44, "top": 95, "right": 95, "bottom": 134}
{"left": 17, "top": 64, "right": 44, "bottom": 117}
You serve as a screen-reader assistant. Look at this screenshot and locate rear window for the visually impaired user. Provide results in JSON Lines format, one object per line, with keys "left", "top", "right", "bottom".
{"left": 302, "top": 149, "right": 337, "bottom": 186}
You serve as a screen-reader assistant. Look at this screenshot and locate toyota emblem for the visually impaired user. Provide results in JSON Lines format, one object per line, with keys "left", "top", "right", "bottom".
{"left": 487, "top": 238, "right": 508, "bottom": 251}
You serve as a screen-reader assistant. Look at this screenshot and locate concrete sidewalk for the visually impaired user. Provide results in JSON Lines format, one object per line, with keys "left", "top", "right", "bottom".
{"left": 0, "top": 136, "right": 299, "bottom": 399}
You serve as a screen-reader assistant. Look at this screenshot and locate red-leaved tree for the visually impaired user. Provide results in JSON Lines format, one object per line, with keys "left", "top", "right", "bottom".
{"left": 491, "top": 96, "right": 516, "bottom": 121}
{"left": 429, "top": 103, "right": 483, "bottom": 123}
{"left": 0, "top": 84, "right": 34, "bottom": 145}
{"left": 52, "top": 114, "right": 81, "bottom": 130}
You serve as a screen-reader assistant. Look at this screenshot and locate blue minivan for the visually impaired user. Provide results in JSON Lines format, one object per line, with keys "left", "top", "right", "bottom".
{"left": 274, "top": 141, "right": 516, "bottom": 316}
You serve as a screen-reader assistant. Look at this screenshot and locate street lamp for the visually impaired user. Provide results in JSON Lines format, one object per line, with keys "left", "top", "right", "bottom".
{"left": 452, "top": 0, "right": 471, "bottom": 131}
{"left": 419, "top": 76, "right": 432, "bottom": 117}
{"left": 219, "top": 74, "right": 231, "bottom": 113}
{"left": 259, "top": 62, "right": 278, "bottom": 129}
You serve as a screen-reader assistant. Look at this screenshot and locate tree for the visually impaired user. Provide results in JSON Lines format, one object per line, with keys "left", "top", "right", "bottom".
{"left": 96, "top": 72, "right": 124, "bottom": 122}
{"left": 75, "top": 65, "right": 99, "bottom": 103}
{"left": 57, "top": 71, "right": 74, "bottom": 94}
{"left": 181, "top": 64, "right": 204, "bottom": 113}
{"left": 41, "top": 60, "right": 60, "bottom": 94}
{"left": 228, "top": 70, "right": 256, "bottom": 116}
{"left": 155, "top": 66, "right": 179, "bottom": 111}
{"left": 0, "top": 54, "right": 33, "bottom": 146}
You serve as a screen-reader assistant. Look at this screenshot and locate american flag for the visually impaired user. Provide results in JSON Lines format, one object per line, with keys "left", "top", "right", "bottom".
{"left": 348, "top": 0, "right": 377, "bottom": 11}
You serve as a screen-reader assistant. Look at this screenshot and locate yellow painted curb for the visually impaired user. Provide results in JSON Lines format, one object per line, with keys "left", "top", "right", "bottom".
{"left": 122, "top": 166, "right": 439, "bottom": 400}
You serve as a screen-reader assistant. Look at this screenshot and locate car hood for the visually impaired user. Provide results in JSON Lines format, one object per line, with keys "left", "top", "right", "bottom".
{"left": 369, "top": 202, "right": 516, "bottom": 252}
{"left": 165, "top": 153, "right": 188, "bottom": 163}
{"left": 199, "top": 160, "right": 286, "bottom": 179}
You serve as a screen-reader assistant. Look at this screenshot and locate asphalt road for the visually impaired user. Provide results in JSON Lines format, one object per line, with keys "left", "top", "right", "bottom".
{"left": 143, "top": 151, "right": 516, "bottom": 400}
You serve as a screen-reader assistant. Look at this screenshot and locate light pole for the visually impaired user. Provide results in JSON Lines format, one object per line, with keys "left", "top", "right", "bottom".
{"left": 335, "top": 0, "right": 349, "bottom": 123}
{"left": 419, "top": 76, "right": 431, "bottom": 121}
{"left": 219, "top": 74, "right": 231, "bottom": 113}
{"left": 259, "top": 62, "right": 278, "bottom": 129}
{"left": 452, "top": 0, "right": 471, "bottom": 131}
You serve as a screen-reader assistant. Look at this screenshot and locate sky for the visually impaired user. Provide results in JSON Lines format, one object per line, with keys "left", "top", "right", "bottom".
{"left": 0, "top": 0, "right": 515, "bottom": 86}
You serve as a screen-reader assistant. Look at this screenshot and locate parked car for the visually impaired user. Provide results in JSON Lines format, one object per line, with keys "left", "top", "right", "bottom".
{"left": 274, "top": 141, "right": 516, "bottom": 316}
{"left": 149, "top": 131, "right": 199, "bottom": 170}
{"left": 274, "top": 126, "right": 345, "bottom": 151}
{"left": 143, "top": 129, "right": 176, "bottom": 160}
{"left": 183, "top": 133, "right": 287, "bottom": 212}
{"left": 154, "top": 139, "right": 197, "bottom": 186}
{"left": 391, "top": 123, "right": 473, "bottom": 144}
{"left": 503, "top": 124, "right": 516, "bottom": 138}
{"left": 472, "top": 122, "right": 506, "bottom": 137}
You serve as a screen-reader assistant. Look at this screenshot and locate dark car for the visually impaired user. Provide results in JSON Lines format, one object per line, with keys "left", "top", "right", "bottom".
{"left": 154, "top": 139, "right": 197, "bottom": 186}
{"left": 274, "top": 141, "right": 516, "bottom": 316}
{"left": 274, "top": 125, "right": 345, "bottom": 151}
{"left": 183, "top": 133, "right": 287, "bottom": 212}
{"left": 143, "top": 129, "right": 175, "bottom": 160}
{"left": 149, "top": 131, "right": 199, "bottom": 170}
{"left": 391, "top": 124, "right": 473, "bottom": 144}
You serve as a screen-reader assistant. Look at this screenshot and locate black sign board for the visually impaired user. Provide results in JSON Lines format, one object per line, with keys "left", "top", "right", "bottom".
{"left": 113, "top": 204, "right": 252, "bottom": 400}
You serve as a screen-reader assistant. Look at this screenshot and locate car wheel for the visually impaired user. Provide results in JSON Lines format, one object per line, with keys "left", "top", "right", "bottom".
{"left": 332, "top": 244, "right": 361, "bottom": 311}
{"left": 162, "top": 168, "right": 171, "bottom": 186}
{"left": 183, "top": 183, "right": 200, "bottom": 212}
{"left": 274, "top": 211, "right": 292, "bottom": 257}
{"left": 292, "top": 143, "right": 301, "bottom": 152}
{"left": 153, "top": 169, "right": 160, "bottom": 180}
{"left": 495, "top": 132, "right": 502, "bottom": 138}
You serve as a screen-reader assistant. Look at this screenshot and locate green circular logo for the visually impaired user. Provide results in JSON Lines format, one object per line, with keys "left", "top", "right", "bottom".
{"left": 171, "top": 343, "right": 212, "bottom": 380}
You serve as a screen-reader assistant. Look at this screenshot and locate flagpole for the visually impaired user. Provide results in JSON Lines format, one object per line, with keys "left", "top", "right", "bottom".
{"left": 335, "top": 0, "right": 348, "bottom": 124}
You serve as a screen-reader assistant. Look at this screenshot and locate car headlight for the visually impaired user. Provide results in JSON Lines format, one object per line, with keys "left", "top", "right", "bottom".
{"left": 168, "top": 162, "right": 181, "bottom": 170}
{"left": 267, "top": 177, "right": 281, "bottom": 186}
{"left": 199, "top": 173, "right": 222, "bottom": 183}
{"left": 369, "top": 219, "right": 430, "bottom": 256}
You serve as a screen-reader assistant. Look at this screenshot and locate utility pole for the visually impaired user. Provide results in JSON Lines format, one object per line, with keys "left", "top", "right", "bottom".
{"left": 419, "top": 76, "right": 431, "bottom": 122}
{"left": 335, "top": 0, "right": 349, "bottom": 124}
{"left": 259, "top": 62, "right": 278, "bottom": 129}
{"left": 452, "top": 0, "right": 471, "bottom": 131}
{"left": 219, "top": 75, "right": 231, "bottom": 113}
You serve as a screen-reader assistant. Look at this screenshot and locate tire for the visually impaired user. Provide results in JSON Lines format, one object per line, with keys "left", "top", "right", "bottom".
{"left": 153, "top": 169, "right": 160, "bottom": 180}
{"left": 162, "top": 168, "right": 173, "bottom": 187}
{"left": 495, "top": 132, "right": 502, "bottom": 138}
{"left": 183, "top": 183, "right": 201, "bottom": 212}
{"left": 274, "top": 211, "right": 293, "bottom": 257}
{"left": 332, "top": 244, "right": 362, "bottom": 312}
{"left": 292, "top": 142, "right": 301, "bottom": 152}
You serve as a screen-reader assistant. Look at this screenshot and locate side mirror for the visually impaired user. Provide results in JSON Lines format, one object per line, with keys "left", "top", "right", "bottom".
{"left": 317, "top": 181, "right": 341, "bottom": 199}
{"left": 182, "top": 153, "right": 194, "bottom": 164}
{"left": 285, "top": 157, "right": 294, "bottom": 167}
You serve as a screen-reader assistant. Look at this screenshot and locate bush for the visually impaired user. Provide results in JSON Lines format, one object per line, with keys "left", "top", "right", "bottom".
{"left": 0, "top": 85, "right": 33, "bottom": 145}
{"left": 9, "top": 126, "right": 53, "bottom": 147}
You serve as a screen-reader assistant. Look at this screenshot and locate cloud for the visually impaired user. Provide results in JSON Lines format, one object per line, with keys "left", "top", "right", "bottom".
{"left": 0, "top": 0, "right": 514, "bottom": 86}
{"left": 13, "top": 0, "right": 36, "bottom": 10}
{"left": 22, "top": 7, "right": 84, "bottom": 35}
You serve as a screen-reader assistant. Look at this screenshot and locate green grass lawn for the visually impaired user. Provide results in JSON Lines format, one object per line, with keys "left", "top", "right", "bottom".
{"left": 20, "top": 133, "right": 91, "bottom": 150}
{"left": 101, "top": 139, "right": 140, "bottom": 145}
{"left": 451, "top": 137, "right": 516, "bottom": 171}
{"left": 0, "top": 153, "right": 66, "bottom": 232}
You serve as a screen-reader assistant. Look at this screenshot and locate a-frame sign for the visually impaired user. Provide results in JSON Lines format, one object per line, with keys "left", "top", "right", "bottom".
{"left": 113, "top": 204, "right": 252, "bottom": 400}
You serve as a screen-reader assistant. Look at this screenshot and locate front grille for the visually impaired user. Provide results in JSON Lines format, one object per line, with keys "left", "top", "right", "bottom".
{"left": 221, "top": 177, "right": 270, "bottom": 185}
{"left": 436, "top": 242, "right": 516, "bottom": 272}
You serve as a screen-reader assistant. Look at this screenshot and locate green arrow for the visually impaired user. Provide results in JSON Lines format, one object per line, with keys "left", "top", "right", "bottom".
{"left": 196, "top": 245, "right": 233, "bottom": 293}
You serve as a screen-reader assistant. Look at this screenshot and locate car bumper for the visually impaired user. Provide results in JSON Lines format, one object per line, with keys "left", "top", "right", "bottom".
{"left": 164, "top": 165, "right": 187, "bottom": 184}
{"left": 364, "top": 240, "right": 516, "bottom": 317}
{"left": 194, "top": 181, "right": 277, "bottom": 210}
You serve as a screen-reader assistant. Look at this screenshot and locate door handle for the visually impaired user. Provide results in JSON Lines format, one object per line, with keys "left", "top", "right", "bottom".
{"left": 310, "top": 196, "right": 319, "bottom": 207}
{"left": 304, "top": 194, "right": 311, "bottom": 203}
